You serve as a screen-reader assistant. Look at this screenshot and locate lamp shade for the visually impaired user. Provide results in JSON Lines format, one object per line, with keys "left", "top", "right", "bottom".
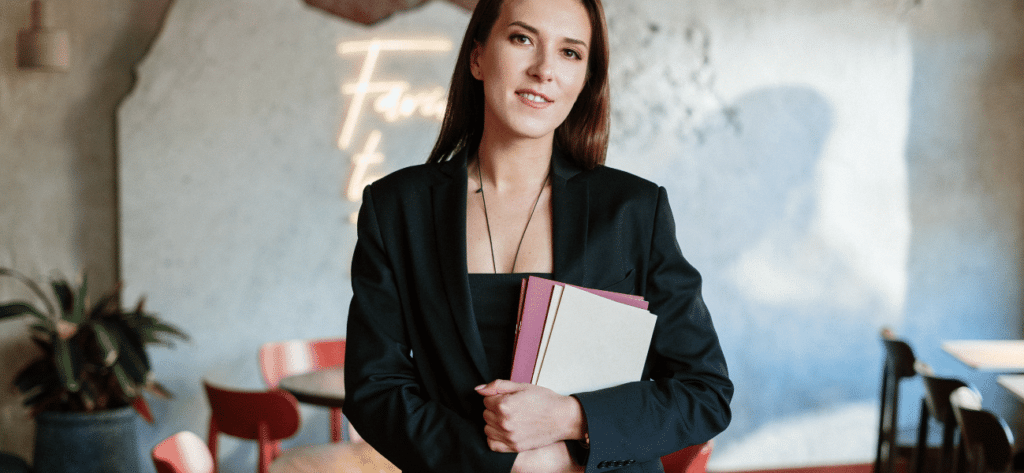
{"left": 16, "top": 0, "right": 70, "bottom": 71}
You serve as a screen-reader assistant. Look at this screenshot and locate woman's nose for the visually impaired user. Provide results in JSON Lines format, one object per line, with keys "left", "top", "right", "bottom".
{"left": 528, "top": 50, "right": 554, "bottom": 82}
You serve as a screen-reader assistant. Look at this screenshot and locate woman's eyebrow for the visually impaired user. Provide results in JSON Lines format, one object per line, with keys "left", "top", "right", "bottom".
{"left": 508, "top": 20, "right": 589, "bottom": 48}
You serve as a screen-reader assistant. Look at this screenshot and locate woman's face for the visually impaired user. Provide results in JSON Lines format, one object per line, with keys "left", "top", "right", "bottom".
{"left": 471, "top": 0, "right": 592, "bottom": 144}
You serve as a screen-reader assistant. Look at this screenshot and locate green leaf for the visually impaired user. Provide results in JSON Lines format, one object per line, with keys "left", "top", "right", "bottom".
{"left": 150, "top": 322, "right": 190, "bottom": 342}
{"left": 0, "top": 267, "right": 57, "bottom": 316}
{"left": 110, "top": 363, "right": 137, "bottom": 398}
{"left": 68, "top": 277, "right": 87, "bottom": 324}
{"left": 145, "top": 381, "right": 173, "bottom": 399}
{"left": 92, "top": 323, "right": 120, "bottom": 367}
{"left": 50, "top": 279, "right": 73, "bottom": 314}
{"left": 53, "top": 338, "right": 81, "bottom": 393}
{"left": 87, "top": 290, "right": 120, "bottom": 321}
{"left": 77, "top": 382, "right": 97, "bottom": 412}
{"left": 117, "top": 344, "right": 149, "bottom": 385}
{"left": 0, "top": 302, "right": 45, "bottom": 320}
{"left": 14, "top": 358, "right": 55, "bottom": 394}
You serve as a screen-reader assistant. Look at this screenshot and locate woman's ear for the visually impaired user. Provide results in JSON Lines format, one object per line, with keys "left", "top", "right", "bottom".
{"left": 470, "top": 41, "right": 483, "bottom": 81}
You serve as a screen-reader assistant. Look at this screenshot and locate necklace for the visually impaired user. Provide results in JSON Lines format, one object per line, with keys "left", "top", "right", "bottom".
{"left": 477, "top": 161, "right": 549, "bottom": 274}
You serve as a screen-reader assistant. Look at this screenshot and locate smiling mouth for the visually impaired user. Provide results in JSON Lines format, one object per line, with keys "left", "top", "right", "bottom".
{"left": 518, "top": 92, "right": 551, "bottom": 104}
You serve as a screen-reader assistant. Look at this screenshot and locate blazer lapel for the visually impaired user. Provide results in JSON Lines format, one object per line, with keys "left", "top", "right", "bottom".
{"left": 430, "top": 148, "right": 591, "bottom": 383}
{"left": 551, "top": 150, "right": 588, "bottom": 287}
{"left": 432, "top": 150, "right": 491, "bottom": 382}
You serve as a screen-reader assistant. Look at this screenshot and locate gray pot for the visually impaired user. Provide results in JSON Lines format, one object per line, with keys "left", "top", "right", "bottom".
{"left": 33, "top": 405, "right": 143, "bottom": 473}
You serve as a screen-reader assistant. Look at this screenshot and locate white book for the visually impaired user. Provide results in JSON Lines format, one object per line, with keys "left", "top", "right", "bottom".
{"left": 533, "top": 285, "right": 658, "bottom": 395}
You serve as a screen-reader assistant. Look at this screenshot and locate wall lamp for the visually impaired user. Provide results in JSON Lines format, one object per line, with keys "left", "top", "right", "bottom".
{"left": 17, "top": 0, "right": 70, "bottom": 72}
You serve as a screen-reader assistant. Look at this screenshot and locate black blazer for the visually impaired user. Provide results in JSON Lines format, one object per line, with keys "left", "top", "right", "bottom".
{"left": 345, "top": 149, "right": 732, "bottom": 473}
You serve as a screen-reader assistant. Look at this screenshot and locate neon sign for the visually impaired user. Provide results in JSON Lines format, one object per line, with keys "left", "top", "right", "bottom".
{"left": 337, "top": 38, "right": 453, "bottom": 222}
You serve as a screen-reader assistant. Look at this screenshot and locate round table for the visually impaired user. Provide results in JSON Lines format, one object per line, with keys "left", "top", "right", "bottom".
{"left": 278, "top": 367, "right": 346, "bottom": 408}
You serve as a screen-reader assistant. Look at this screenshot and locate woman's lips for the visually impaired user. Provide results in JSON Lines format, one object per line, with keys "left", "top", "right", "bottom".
{"left": 517, "top": 90, "right": 552, "bottom": 108}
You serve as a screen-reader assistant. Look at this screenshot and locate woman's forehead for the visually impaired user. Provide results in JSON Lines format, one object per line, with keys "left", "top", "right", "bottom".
{"left": 493, "top": 0, "right": 592, "bottom": 44}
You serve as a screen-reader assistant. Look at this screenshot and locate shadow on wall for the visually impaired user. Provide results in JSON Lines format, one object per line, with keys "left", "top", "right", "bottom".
{"left": 668, "top": 86, "right": 893, "bottom": 445}
{"left": 66, "top": 0, "right": 175, "bottom": 293}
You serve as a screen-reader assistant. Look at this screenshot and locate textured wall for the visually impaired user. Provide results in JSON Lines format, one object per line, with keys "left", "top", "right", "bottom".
{"left": 1, "top": 0, "right": 1022, "bottom": 470}
{"left": 0, "top": 0, "right": 173, "bottom": 463}
{"left": 118, "top": 2, "right": 468, "bottom": 471}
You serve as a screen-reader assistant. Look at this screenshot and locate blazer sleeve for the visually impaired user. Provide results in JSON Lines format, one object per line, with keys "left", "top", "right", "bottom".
{"left": 344, "top": 186, "right": 517, "bottom": 473}
{"left": 572, "top": 186, "right": 733, "bottom": 472}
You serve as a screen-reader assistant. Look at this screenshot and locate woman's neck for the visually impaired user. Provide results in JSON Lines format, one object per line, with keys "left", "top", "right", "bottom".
{"left": 475, "top": 135, "right": 553, "bottom": 192}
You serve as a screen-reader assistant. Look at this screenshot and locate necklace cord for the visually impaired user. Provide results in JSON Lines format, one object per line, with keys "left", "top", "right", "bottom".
{"left": 477, "top": 162, "right": 549, "bottom": 274}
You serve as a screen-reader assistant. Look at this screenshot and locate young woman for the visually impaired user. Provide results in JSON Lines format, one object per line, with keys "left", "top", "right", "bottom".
{"left": 343, "top": 0, "right": 733, "bottom": 471}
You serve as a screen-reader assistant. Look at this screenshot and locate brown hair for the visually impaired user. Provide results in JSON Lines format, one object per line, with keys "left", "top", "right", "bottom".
{"left": 426, "top": 0, "right": 610, "bottom": 170}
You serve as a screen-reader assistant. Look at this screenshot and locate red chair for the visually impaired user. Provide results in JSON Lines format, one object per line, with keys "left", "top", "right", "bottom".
{"left": 203, "top": 380, "right": 302, "bottom": 473}
{"left": 661, "top": 441, "right": 714, "bottom": 473}
{"left": 152, "top": 431, "right": 215, "bottom": 473}
{"left": 259, "top": 338, "right": 347, "bottom": 442}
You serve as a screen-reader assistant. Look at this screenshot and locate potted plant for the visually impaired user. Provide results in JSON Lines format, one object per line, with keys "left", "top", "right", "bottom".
{"left": 0, "top": 267, "right": 189, "bottom": 473}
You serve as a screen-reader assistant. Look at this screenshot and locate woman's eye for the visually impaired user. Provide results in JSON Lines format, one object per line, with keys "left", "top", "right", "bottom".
{"left": 563, "top": 49, "right": 582, "bottom": 60}
{"left": 511, "top": 34, "right": 532, "bottom": 45}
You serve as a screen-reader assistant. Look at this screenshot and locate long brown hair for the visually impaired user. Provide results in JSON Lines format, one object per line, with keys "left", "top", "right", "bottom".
{"left": 426, "top": 0, "right": 610, "bottom": 170}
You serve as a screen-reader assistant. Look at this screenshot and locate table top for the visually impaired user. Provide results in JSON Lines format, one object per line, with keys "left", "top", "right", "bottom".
{"left": 998, "top": 375, "right": 1024, "bottom": 402}
{"left": 942, "top": 340, "right": 1024, "bottom": 372}
{"left": 278, "top": 367, "right": 345, "bottom": 408}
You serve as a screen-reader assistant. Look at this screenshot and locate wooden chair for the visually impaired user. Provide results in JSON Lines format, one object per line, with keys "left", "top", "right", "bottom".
{"left": 949, "top": 386, "right": 1015, "bottom": 473}
{"left": 877, "top": 328, "right": 920, "bottom": 473}
{"left": 661, "top": 441, "right": 713, "bottom": 473}
{"left": 259, "top": 338, "right": 348, "bottom": 442}
{"left": 915, "top": 362, "right": 970, "bottom": 473}
{"left": 152, "top": 431, "right": 215, "bottom": 473}
{"left": 203, "top": 380, "right": 303, "bottom": 473}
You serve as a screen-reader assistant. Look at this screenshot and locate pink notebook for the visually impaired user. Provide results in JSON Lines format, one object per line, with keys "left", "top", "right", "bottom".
{"left": 509, "top": 276, "right": 648, "bottom": 383}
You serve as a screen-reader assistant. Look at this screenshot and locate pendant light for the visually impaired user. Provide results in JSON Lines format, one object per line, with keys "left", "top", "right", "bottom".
{"left": 16, "top": 0, "right": 70, "bottom": 72}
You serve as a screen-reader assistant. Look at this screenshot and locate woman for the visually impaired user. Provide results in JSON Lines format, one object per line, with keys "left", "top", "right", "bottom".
{"left": 344, "top": 0, "right": 733, "bottom": 471}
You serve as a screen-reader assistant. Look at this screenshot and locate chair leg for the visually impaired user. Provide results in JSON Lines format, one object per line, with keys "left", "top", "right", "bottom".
{"left": 938, "top": 421, "right": 956, "bottom": 473}
{"left": 878, "top": 366, "right": 901, "bottom": 473}
{"left": 914, "top": 399, "right": 929, "bottom": 473}
{"left": 877, "top": 369, "right": 891, "bottom": 473}
{"left": 208, "top": 419, "right": 220, "bottom": 473}
{"left": 330, "top": 407, "right": 343, "bottom": 443}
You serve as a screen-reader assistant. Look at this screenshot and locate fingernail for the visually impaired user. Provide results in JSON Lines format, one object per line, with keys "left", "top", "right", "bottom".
{"left": 474, "top": 384, "right": 485, "bottom": 390}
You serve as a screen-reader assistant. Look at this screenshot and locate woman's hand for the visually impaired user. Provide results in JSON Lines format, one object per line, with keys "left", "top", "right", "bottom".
{"left": 511, "top": 442, "right": 584, "bottom": 473}
{"left": 475, "top": 380, "right": 586, "bottom": 452}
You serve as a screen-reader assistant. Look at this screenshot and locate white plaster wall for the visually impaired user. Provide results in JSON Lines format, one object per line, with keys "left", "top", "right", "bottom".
{"left": 0, "top": 0, "right": 1019, "bottom": 471}
{"left": 119, "top": 0, "right": 1024, "bottom": 470}
{"left": 119, "top": 1, "right": 469, "bottom": 470}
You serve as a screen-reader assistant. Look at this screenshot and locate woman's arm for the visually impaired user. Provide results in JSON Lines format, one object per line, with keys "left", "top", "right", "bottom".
{"left": 572, "top": 186, "right": 733, "bottom": 471}
{"left": 345, "top": 186, "right": 517, "bottom": 473}
{"left": 477, "top": 186, "right": 732, "bottom": 472}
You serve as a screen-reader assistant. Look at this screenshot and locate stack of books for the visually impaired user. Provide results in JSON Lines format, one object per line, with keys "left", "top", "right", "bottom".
{"left": 510, "top": 276, "right": 657, "bottom": 395}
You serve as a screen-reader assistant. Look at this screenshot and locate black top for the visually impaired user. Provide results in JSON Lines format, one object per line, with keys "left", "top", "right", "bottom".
{"left": 469, "top": 273, "right": 552, "bottom": 381}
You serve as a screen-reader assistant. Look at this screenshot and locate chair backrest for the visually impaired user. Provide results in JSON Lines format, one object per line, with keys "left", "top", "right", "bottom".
{"left": 661, "top": 441, "right": 713, "bottom": 473}
{"left": 917, "top": 361, "right": 969, "bottom": 425}
{"left": 259, "top": 338, "right": 346, "bottom": 388}
{"left": 882, "top": 328, "right": 917, "bottom": 380}
{"left": 203, "top": 380, "right": 302, "bottom": 473}
{"left": 877, "top": 327, "right": 919, "bottom": 473}
{"left": 950, "top": 386, "right": 1014, "bottom": 473}
{"left": 914, "top": 361, "right": 970, "bottom": 473}
{"left": 152, "top": 431, "right": 215, "bottom": 473}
